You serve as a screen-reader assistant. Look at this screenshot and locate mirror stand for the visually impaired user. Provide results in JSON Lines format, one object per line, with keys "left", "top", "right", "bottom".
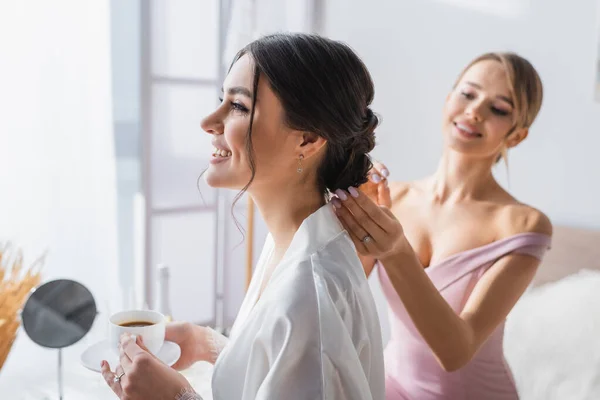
{"left": 57, "top": 347, "right": 63, "bottom": 400}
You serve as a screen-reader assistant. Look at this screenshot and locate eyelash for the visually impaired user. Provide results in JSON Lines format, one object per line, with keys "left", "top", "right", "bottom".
{"left": 460, "top": 92, "right": 510, "bottom": 117}
{"left": 491, "top": 107, "right": 509, "bottom": 116}
{"left": 218, "top": 97, "right": 249, "bottom": 114}
{"left": 461, "top": 91, "right": 476, "bottom": 101}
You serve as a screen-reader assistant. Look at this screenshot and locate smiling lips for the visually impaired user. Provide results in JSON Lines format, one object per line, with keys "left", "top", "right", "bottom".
{"left": 454, "top": 121, "right": 482, "bottom": 138}
{"left": 212, "top": 147, "right": 232, "bottom": 158}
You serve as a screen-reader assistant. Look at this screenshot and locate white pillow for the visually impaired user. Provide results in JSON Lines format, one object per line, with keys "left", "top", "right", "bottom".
{"left": 505, "top": 269, "right": 600, "bottom": 400}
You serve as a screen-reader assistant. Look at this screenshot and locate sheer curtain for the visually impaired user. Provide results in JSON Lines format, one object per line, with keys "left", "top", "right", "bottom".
{"left": 0, "top": 1, "right": 119, "bottom": 396}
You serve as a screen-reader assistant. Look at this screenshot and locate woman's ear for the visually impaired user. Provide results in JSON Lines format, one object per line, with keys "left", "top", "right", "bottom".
{"left": 506, "top": 127, "right": 529, "bottom": 149}
{"left": 295, "top": 131, "right": 327, "bottom": 159}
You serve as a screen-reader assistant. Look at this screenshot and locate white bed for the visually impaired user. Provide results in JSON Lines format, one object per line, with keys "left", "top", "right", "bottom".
{"left": 505, "top": 225, "right": 600, "bottom": 399}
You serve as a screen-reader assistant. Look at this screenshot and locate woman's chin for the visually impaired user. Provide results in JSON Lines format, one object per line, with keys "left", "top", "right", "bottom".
{"left": 204, "top": 170, "right": 226, "bottom": 188}
{"left": 443, "top": 132, "right": 481, "bottom": 154}
{"left": 204, "top": 169, "right": 245, "bottom": 190}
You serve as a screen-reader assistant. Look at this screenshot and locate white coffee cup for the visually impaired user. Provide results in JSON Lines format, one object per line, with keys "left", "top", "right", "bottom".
{"left": 108, "top": 309, "right": 166, "bottom": 356}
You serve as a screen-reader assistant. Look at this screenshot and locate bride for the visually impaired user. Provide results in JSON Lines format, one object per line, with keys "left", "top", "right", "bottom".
{"left": 102, "top": 33, "right": 386, "bottom": 400}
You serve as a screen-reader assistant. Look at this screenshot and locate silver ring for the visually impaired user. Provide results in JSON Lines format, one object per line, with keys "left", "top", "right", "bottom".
{"left": 361, "top": 235, "right": 373, "bottom": 244}
{"left": 114, "top": 372, "right": 125, "bottom": 383}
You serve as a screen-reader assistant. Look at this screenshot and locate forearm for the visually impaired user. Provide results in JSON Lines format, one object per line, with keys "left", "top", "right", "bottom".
{"left": 381, "top": 240, "right": 474, "bottom": 371}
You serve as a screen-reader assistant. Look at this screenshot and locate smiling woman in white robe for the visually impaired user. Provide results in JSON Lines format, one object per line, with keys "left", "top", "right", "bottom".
{"left": 102, "top": 33, "right": 385, "bottom": 400}
{"left": 211, "top": 204, "right": 384, "bottom": 399}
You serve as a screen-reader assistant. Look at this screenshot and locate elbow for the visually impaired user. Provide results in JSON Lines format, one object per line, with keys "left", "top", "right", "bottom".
{"left": 436, "top": 334, "right": 475, "bottom": 372}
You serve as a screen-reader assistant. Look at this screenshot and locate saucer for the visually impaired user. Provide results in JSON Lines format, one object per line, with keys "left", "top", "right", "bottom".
{"left": 81, "top": 340, "right": 181, "bottom": 372}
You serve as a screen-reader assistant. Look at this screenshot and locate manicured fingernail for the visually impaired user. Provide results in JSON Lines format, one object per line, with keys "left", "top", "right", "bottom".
{"left": 331, "top": 198, "right": 342, "bottom": 209}
{"left": 381, "top": 168, "right": 389, "bottom": 178}
{"left": 120, "top": 333, "right": 135, "bottom": 345}
{"left": 371, "top": 174, "right": 381, "bottom": 183}
{"left": 101, "top": 360, "right": 106, "bottom": 368}
{"left": 335, "top": 189, "right": 348, "bottom": 201}
{"left": 348, "top": 187, "right": 359, "bottom": 198}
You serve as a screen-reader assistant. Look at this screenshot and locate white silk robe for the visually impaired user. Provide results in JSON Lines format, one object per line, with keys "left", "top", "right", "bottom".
{"left": 210, "top": 204, "right": 385, "bottom": 400}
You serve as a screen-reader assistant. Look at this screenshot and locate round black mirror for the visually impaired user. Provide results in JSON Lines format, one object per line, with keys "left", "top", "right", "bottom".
{"left": 21, "top": 279, "right": 97, "bottom": 349}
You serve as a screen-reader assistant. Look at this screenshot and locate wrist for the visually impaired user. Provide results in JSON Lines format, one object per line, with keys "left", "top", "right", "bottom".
{"left": 381, "top": 237, "right": 414, "bottom": 267}
{"left": 194, "top": 325, "right": 227, "bottom": 364}
{"left": 192, "top": 325, "right": 212, "bottom": 363}
{"left": 176, "top": 386, "right": 200, "bottom": 400}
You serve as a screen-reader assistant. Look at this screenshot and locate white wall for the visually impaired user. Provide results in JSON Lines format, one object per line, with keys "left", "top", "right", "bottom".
{"left": 323, "top": 0, "right": 600, "bottom": 344}
{"left": 324, "top": 0, "right": 600, "bottom": 229}
{"left": 0, "top": 0, "right": 119, "bottom": 392}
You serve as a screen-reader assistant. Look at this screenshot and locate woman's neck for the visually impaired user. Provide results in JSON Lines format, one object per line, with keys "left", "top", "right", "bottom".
{"left": 430, "top": 149, "right": 500, "bottom": 203}
{"left": 250, "top": 182, "right": 325, "bottom": 253}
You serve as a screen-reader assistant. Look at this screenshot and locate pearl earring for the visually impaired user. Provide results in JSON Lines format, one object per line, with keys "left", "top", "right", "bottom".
{"left": 297, "top": 154, "right": 304, "bottom": 173}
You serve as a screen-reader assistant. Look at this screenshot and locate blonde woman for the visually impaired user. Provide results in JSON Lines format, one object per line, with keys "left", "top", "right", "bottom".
{"left": 333, "top": 53, "right": 552, "bottom": 399}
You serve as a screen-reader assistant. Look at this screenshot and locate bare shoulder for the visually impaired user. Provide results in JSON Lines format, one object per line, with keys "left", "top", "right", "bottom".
{"left": 497, "top": 202, "right": 553, "bottom": 237}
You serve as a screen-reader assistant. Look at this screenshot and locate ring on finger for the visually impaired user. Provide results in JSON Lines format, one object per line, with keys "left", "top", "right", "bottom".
{"left": 361, "top": 235, "right": 373, "bottom": 244}
{"left": 114, "top": 372, "right": 125, "bottom": 383}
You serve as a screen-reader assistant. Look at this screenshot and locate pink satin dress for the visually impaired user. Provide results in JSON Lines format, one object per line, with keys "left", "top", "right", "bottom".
{"left": 379, "top": 233, "right": 552, "bottom": 399}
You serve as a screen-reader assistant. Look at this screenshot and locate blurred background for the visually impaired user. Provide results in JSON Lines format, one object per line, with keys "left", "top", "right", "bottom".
{"left": 0, "top": 0, "right": 599, "bottom": 398}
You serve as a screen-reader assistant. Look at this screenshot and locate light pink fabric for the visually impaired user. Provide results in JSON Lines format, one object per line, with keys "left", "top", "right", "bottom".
{"left": 378, "top": 233, "right": 552, "bottom": 400}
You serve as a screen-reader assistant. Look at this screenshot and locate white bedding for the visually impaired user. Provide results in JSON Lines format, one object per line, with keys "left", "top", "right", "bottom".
{"left": 505, "top": 269, "right": 600, "bottom": 399}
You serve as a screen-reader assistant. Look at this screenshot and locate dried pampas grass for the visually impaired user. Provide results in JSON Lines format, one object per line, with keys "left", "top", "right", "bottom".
{"left": 0, "top": 243, "right": 43, "bottom": 371}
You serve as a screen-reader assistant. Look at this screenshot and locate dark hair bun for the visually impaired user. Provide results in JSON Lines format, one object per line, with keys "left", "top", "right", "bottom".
{"left": 322, "top": 108, "right": 378, "bottom": 191}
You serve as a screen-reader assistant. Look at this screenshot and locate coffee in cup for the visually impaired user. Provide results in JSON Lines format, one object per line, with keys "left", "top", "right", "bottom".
{"left": 118, "top": 320, "right": 155, "bottom": 328}
{"left": 108, "top": 310, "right": 166, "bottom": 355}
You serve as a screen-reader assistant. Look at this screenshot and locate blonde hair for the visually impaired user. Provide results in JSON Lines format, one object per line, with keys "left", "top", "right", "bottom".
{"left": 454, "top": 52, "right": 544, "bottom": 131}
